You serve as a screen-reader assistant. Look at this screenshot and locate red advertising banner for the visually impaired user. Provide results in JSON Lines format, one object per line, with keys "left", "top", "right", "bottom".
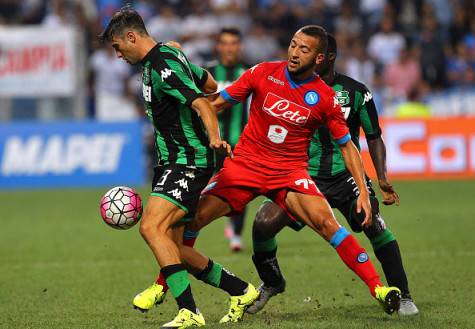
{"left": 0, "top": 27, "right": 76, "bottom": 97}
{"left": 360, "top": 117, "right": 475, "bottom": 180}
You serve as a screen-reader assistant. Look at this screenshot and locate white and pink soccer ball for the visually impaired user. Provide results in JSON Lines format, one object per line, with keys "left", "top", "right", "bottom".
{"left": 100, "top": 186, "right": 143, "bottom": 229}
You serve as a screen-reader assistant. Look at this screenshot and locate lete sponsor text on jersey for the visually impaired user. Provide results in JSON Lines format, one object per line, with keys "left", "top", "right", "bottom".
{"left": 262, "top": 92, "right": 310, "bottom": 125}
{"left": 1, "top": 134, "right": 126, "bottom": 175}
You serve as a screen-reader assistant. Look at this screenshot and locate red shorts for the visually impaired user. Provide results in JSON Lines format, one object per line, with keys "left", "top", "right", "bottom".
{"left": 201, "top": 156, "right": 325, "bottom": 221}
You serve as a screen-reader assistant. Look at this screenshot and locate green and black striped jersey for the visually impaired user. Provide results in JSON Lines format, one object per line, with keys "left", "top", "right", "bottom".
{"left": 141, "top": 43, "right": 214, "bottom": 168}
{"left": 308, "top": 73, "right": 382, "bottom": 178}
{"left": 206, "top": 61, "right": 248, "bottom": 147}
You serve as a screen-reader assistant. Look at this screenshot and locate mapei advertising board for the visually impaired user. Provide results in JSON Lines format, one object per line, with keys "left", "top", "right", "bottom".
{"left": 0, "top": 121, "right": 144, "bottom": 189}
{"left": 361, "top": 117, "right": 475, "bottom": 179}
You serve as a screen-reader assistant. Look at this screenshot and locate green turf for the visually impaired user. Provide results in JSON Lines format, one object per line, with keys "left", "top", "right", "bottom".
{"left": 1, "top": 180, "right": 474, "bottom": 329}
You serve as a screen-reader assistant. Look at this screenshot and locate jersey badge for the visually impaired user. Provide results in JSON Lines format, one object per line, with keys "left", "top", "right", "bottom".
{"left": 304, "top": 90, "right": 319, "bottom": 106}
{"left": 336, "top": 90, "right": 350, "bottom": 106}
{"left": 357, "top": 252, "right": 369, "bottom": 263}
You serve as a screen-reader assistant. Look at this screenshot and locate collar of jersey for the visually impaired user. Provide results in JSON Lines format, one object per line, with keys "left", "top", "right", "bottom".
{"left": 284, "top": 66, "right": 317, "bottom": 89}
{"left": 141, "top": 42, "right": 163, "bottom": 65}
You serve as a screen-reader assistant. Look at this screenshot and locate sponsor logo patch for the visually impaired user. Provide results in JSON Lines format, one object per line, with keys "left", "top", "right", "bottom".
{"left": 262, "top": 92, "right": 310, "bottom": 126}
{"left": 267, "top": 125, "right": 288, "bottom": 144}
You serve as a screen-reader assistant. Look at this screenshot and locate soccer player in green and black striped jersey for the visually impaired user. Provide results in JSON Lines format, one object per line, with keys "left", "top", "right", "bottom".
{"left": 206, "top": 28, "right": 248, "bottom": 252}
{"left": 248, "top": 34, "right": 419, "bottom": 316}
{"left": 100, "top": 8, "right": 257, "bottom": 328}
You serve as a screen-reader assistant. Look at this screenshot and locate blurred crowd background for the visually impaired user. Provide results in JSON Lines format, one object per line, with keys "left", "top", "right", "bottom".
{"left": 0, "top": 0, "right": 474, "bottom": 120}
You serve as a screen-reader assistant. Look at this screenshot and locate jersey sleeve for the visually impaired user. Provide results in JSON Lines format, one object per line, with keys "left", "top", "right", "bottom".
{"left": 220, "top": 63, "right": 260, "bottom": 104}
{"left": 151, "top": 58, "right": 204, "bottom": 106}
{"left": 357, "top": 86, "right": 382, "bottom": 140}
{"left": 323, "top": 90, "right": 350, "bottom": 145}
{"left": 189, "top": 62, "right": 209, "bottom": 89}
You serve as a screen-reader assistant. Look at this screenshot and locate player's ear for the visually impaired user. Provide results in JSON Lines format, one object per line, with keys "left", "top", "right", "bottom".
{"left": 315, "top": 53, "right": 325, "bottom": 65}
{"left": 126, "top": 31, "right": 136, "bottom": 43}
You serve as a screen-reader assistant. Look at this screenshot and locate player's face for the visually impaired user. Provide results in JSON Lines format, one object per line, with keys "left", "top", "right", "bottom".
{"left": 315, "top": 52, "right": 335, "bottom": 76}
{"left": 216, "top": 33, "right": 241, "bottom": 66}
{"left": 287, "top": 32, "right": 325, "bottom": 76}
{"left": 111, "top": 31, "right": 140, "bottom": 65}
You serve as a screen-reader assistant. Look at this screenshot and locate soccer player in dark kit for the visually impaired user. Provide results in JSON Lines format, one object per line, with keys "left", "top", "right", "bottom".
{"left": 206, "top": 27, "right": 248, "bottom": 252}
{"left": 247, "top": 34, "right": 419, "bottom": 316}
{"left": 100, "top": 7, "right": 259, "bottom": 328}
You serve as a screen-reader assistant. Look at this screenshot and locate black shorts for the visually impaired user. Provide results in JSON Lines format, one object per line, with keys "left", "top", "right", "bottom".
{"left": 151, "top": 164, "right": 214, "bottom": 218}
{"left": 286, "top": 171, "right": 378, "bottom": 232}
{"left": 315, "top": 171, "right": 376, "bottom": 209}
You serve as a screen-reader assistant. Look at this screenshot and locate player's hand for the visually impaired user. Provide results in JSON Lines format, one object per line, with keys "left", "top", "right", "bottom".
{"left": 165, "top": 40, "right": 182, "bottom": 49}
{"left": 210, "top": 139, "right": 233, "bottom": 159}
{"left": 356, "top": 192, "right": 372, "bottom": 227}
{"left": 378, "top": 179, "right": 400, "bottom": 206}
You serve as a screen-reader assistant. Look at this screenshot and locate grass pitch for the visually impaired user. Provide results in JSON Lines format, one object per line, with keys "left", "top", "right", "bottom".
{"left": 1, "top": 180, "right": 474, "bottom": 329}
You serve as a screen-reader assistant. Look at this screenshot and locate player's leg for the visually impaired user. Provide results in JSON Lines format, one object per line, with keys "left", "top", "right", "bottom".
{"left": 225, "top": 212, "right": 245, "bottom": 252}
{"left": 138, "top": 196, "right": 205, "bottom": 327}
{"left": 283, "top": 190, "right": 401, "bottom": 314}
{"left": 339, "top": 195, "right": 419, "bottom": 315}
{"left": 216, "top": 153, "right": 244, "bottom": 252}
{"left": 133, "top": 165, "right": 211, "bottom": 324}
{"left": 175, "top": 194, "right": 259, "bottom": 323}
{"left": 246, "top": 200, "right": 291, "bottom": 314}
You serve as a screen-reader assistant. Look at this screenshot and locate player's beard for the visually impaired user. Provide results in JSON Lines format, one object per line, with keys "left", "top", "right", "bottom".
{"left": 288, "top": 60, "right": 316, "bottom": 78}
{"left": 317, "top": 62, "right": 330, "bottom": 76}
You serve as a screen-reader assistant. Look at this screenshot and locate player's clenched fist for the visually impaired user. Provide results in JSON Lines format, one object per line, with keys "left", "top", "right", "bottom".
{"left": 378, "top": 179, "right": 400, "bottom": 206}
{"left": 210, "top": 139, "right": 233, "bottom": 159}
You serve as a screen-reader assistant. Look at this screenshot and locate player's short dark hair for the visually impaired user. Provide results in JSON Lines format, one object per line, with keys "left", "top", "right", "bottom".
{"left": 327, "top": 34, "right": 337, "bottom": 55}
{"left": 298, "top": 25, "right": 328, "bottom": 53}
{"left": 99, "top": 6, "right": 148, "bottom": 42}
{"left": 219, "top": 27, "right": 242, "bottom": 40}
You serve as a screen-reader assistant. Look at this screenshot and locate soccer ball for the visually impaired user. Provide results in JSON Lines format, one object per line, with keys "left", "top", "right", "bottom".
{"left": 100, "top": 186, "right": 143, "bottom": 230}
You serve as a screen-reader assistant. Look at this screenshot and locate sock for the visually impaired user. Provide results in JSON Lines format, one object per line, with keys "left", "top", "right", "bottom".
{"left": 230, "top": 212, "right": 245, "bottom": 236}
{"left": 252, "top": 237, "right": 284, "bottom": 287}
{"left": 331, "top": 227, "right": 382, "bottom": 297}
{"left": 161, "top": 264, "right": 196, "bottom": 312}
{"left": 372, "top": 230, "right": 410, "bottom": 298}
{"left": 195, "top": 259, "right": 248, "bottom": 296}
{"left": 155, "top": 231, "right": 199, "bottom": 292}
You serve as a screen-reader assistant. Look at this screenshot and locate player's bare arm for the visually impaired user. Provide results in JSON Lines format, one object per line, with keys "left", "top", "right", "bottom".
{"left": 210, "top": 94, "right": 234, "bottom": 112}
{"left": 339, "top": 140, "right": 372, "bottom": 227}
{"left": 191, "top": 97, "right": 232, "bottom": 157}
{"left": 201, "top": 70, "right": 218, "bottom": 94}
{"left": 367, "top": 137, "right": 400, "bottom": 206}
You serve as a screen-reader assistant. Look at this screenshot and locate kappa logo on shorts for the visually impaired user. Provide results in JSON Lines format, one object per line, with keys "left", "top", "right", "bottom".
{"left": 168, "top": 188, "right": 182, "bottom": 201}
{"left": 175, "top": 178, "right": 189, "bottom": 191}
{"left": 357, "top": 252, "right": 369, "bottom": 263}
{"left": 262, "top": 92, "right": 311, "bottom": 126}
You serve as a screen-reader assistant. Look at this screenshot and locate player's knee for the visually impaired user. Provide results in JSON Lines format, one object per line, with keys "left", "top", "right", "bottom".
{"left": 363, "top": 212, "right": 387, "bottom": 239}
{"left": 311, "top": 209, "right": 339, "bottom": 239}
{"left": 139, "top": 219, "right": 156, "bottom": 240}
{"left": 253, "top": 202, "right": 287, "bottom": 240}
